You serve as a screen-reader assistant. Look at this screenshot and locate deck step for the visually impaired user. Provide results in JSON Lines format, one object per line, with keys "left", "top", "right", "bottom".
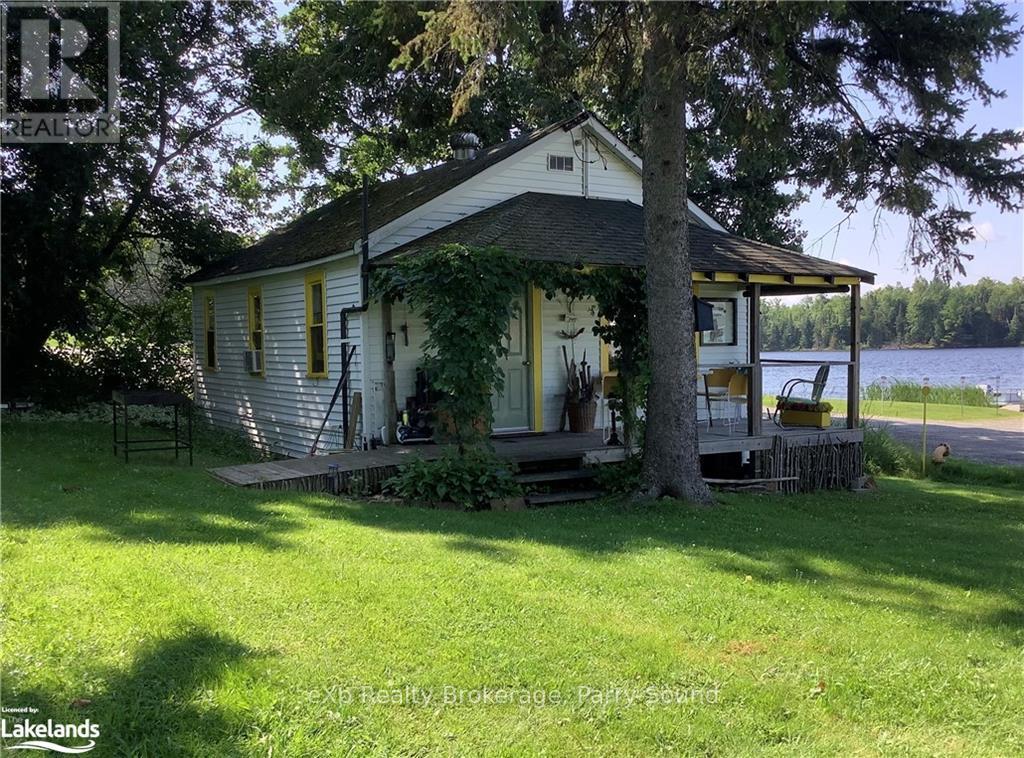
{"left": 513, "top": 455, "right": 584, "bottom": 473}
{"left": 514, "top": 468, "right": 596, "bottom": 485}
{"left": 525, "top": 490, "right": 604, "bottom": 506}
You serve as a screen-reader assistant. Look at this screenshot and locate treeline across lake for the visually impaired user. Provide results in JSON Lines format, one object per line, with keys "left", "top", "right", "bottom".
{"left": 762, "top": 278, "right": 1024, "bottom": 351}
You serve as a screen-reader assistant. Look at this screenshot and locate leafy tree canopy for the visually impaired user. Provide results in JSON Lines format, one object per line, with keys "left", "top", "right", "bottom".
{"left": 2, "top": 1, "right": 275, "bottom": 396}
{"left": 255, "top": 1, "right": 1024, "bottom": 270}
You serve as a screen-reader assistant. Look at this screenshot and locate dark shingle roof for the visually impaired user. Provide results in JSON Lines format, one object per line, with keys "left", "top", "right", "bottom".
{"left": 372, "top": 192, "right": 876, "bottom": 283}
{"left": 185, "top": 114, "right": 588, "bottom": 283}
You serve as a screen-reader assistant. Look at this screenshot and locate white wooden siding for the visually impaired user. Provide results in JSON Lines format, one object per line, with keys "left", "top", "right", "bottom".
{"left": 193, "top": 117, "right": 738, "bottom": 456}
{"left": 193, "top": 258, "right": 363, "bottom": 457}
{"left": 538, "top": 292, "right": 603, "bottom": 431}
{"left": 369, "top": 127, "right": 642, "bottom": 258}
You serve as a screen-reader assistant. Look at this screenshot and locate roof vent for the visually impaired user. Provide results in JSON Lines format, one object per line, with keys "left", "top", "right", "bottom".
{"left": 450, "top": 131, "right": 481, "bottom": 161}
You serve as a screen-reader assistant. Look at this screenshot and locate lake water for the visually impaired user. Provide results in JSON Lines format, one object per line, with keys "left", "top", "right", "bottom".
{"left": 760, "top": 346, "right": 1024, "bottom": 400}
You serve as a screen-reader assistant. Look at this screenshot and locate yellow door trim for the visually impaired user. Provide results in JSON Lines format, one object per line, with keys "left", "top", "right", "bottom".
{"left": 530, "top": 286, "right": 544, "bottom": 432}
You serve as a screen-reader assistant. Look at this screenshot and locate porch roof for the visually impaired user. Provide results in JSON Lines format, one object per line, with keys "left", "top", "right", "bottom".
{"left": 372, "top": 192, "right": 876, "bottom": 287}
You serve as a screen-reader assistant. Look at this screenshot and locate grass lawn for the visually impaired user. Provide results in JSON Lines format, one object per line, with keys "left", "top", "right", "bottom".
{"left": 762, "top": 396, "right": 1009, "bottom": 423}
{"left": 3, "top": 420, "right": 1023, "bottom": 756}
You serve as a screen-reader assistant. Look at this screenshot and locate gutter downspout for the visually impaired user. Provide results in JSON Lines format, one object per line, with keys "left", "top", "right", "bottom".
{"left": 338, "top": 175, "right": 371, "bottom": 447}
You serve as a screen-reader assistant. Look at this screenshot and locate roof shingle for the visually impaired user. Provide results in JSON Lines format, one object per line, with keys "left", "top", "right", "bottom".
{"left": 185, "top": 115, "right": 587, "bottom": 283}
{"left": 372, "top": 192, "right": 876, "bottom": 283}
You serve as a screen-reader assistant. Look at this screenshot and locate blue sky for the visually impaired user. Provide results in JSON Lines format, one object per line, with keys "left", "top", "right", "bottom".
{"left": 794, "top": 45, "right": 1023, "bottom": 289}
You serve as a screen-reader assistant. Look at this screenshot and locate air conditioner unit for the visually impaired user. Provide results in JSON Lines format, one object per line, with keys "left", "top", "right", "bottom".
{"left": 243, "top": 349, "right": 263, "bottom": 373}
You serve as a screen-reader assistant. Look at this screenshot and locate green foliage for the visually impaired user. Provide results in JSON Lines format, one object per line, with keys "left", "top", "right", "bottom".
{"left": 763, "top": 277, "right": 1024, "bottom": 351}
{"left": 383, "top": 449, "right": 521, "bottom": 510}
{"left": 865, "top": 380, "right": 991, "bottom": 407}
{"left": 929, "top": 459, "right": 1024, "bottom": 490}
{"left": 4, "top": 419, "right": 1024, "bottom": 754}
{"left": 862, "top": 425, "right": 919, "bottom": 478}
{"left": 389, "top": 2, "right": 1024, "bottom": 282}
{"left": 373, "top": 244, "right": 529, "bottom": 448}
{"left": 532, "top": 264, "right": 651, "bottom": 448}
{"left": 33, "top": 273, "right": 195, "bottom": 406}
{"left": 8, "top": 402, "right": 265, "bottom": 463}
{"left": 591, "top": 455, "right": 644, "bottom": 495}
{"left": 2, "top": 2, "right": 274, "bottom": 396}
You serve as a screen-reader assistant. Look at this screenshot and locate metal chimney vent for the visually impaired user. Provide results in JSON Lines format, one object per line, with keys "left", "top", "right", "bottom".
{"left": 450, "top": 131, "right": 481, "bottom": 161}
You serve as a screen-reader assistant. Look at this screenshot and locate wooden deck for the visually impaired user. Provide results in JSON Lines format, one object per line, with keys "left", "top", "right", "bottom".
{"left": 209, "top": 425, "right": 864, "bottom": 491}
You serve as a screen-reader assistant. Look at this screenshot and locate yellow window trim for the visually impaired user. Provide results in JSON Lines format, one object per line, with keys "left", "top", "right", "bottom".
{"left": 203, "top": 293, "right": 217, "bottom": 370}
{"left": 305, "top": 271, "right": 328, "bottom": 378}
{"left": 247, "top": 285, "right": 265, "bottom": 377}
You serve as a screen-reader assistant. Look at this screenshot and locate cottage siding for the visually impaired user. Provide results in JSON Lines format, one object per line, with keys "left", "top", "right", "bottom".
{"left": 193, "top": 258, "right": 363, "bottom": 456}
{"left": 585, "top": 145, "right": 642, "bottom": 203}
{"left": 191, "top": 117, "right": 754, "bottom": 456}
{"left": 538, "top": 293, "right": 603, "bottom": 432}
{"left": 369, "top": 127, "right": 642, "bottom": 257}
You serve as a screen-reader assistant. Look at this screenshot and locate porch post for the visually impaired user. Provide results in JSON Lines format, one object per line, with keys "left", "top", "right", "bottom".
{"left": 847, "top": 283, "right": 861, "bottom": 429}
{"left": 747, "top": 283, "right": 763, "bottom": 437}
{"left": 381, "top": 298, "right": 397, "bottom": 443}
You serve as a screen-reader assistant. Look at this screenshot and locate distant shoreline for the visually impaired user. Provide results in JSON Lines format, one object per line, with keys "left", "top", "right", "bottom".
{"left": 763, "top": 344, "right": 1023, "bottom": 353}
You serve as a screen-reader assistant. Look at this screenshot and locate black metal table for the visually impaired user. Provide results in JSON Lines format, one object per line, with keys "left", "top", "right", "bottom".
{"left": 112, "top": 390, "right": 193, "bottom": 465}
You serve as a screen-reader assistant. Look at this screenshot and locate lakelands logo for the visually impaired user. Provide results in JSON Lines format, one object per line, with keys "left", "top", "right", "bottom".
{"left": 0, "top": 1, "right": 120, "bottom": 143}
{"left": 1, "top": 713, "right": 99, "bottom": 753}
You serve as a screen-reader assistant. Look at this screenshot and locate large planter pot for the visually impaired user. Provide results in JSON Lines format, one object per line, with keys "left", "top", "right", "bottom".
{"left": 567, "top": 400, "right": 597, "bottom": 433}
{"left": 779, "top": 409, "right": 831, "bottom": 429}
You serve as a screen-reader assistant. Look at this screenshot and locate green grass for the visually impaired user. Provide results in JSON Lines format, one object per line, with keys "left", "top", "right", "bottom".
{"left": 763, "top": 395, "right": 1009, "bottom": 422}
{"left": 3, "top": 420, "right": 1024, "bottom": 755}
{"left": 929, "top": 459, "right": 1024, "bottom": 488}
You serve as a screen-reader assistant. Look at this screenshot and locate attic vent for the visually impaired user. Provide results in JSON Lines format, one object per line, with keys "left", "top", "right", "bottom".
{"left": 547, "top": 154, "right": 574, "bottom": 172}
{"left": 450, "top": 132, "right": 481, "bottom": 160}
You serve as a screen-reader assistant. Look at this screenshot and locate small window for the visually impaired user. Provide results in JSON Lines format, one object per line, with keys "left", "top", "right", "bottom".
{"left": 547, "top": 154, "right": 574, "bottom": 172}
{"left": 203, "top": 295, "right": 216, "bottom": 369}
{"left": 248, "top": 286, "right": 264, "bottom": 374}
{"left": 305, "top": 272, "right": 327, "bottom": 378}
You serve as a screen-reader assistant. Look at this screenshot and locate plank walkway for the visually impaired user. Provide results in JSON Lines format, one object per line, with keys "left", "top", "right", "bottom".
{"left": 209, "top": 426, "right": 863, "bottom": 491}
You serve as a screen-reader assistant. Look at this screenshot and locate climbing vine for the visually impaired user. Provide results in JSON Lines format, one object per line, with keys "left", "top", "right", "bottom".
{"left": 373, "top": 244, "right": 529, "bottom": 450}
{"left": 374, "top": 249, "right": 651, "bottom": 452}
{"left": 530, "top": 263, "right": 650, "bottom": 447}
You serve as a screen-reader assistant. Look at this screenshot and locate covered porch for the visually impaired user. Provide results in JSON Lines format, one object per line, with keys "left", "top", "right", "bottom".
{"left": 367, "top": 191, "right": 873, "bottom": 455}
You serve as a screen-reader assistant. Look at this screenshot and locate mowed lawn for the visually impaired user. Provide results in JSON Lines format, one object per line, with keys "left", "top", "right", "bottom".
{"left": 762, "top": 396, "right": 1010, "bottom": 423}
{"left": 2, "top": 420, "right": 1023, "bottom": 756}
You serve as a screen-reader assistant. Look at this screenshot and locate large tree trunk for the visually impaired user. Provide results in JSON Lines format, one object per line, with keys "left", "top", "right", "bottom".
{"left": 638, "top": 4, "right": 714, "bottom": 505}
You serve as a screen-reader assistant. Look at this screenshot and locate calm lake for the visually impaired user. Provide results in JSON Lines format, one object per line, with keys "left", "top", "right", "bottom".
{"left": 760, "top": 346, "right": 1024, "bottom": 400}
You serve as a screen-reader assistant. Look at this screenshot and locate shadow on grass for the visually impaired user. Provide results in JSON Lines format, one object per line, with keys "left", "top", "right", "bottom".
{"left": 5, "top": 421, "right": 1023, "bottom": 639}
{"left": 3, "top": 627, "right": 257, "bottom": 756}
{"left": 2, "top": 420, "right": 299, "bottom": 549}
{"left": 300, "top": 481, "right": 1024, "bottom": 639}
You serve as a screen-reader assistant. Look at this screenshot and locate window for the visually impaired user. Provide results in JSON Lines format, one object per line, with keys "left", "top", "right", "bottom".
{"left": 248, "top": 286, "right": 264, "bottom": 375}
{"left": 305, "top": 272, "right": 327, "bottom": 377}
{"left": 547, "top": 154, "right": 574, "bottom": 172}
{"left": 203, "top": 294, "right": 216, "bottom": 369}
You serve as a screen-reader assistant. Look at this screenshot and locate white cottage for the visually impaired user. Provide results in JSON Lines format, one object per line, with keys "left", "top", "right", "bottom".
{"left": 185, "top": 112, "right": 873, "bottom": 458}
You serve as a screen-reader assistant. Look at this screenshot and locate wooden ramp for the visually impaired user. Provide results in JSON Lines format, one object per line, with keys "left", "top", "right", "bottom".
{"left": 209, "top": 432, "right": 621, "bottom": 492}
{"left": 208, "top": 426, "right": 863, "bottom": 493}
